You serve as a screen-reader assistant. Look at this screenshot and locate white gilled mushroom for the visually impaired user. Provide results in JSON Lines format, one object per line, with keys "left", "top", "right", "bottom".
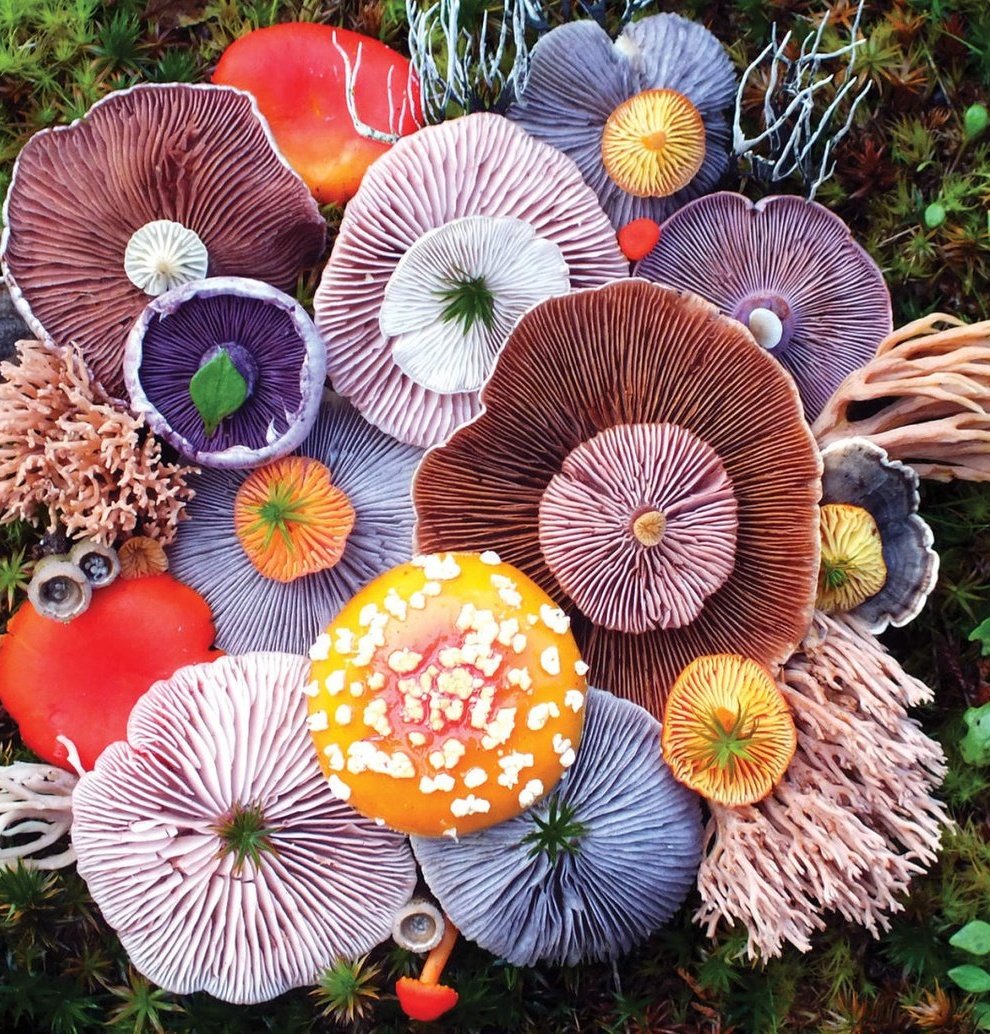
{"left": 72, "top": 653, "right": 417, "bottom": 1004}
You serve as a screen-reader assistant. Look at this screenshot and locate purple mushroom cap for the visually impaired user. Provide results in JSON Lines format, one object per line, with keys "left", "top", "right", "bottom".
{"left": 412, "top": 687, "right": 702, "bottom": 967}
{"left": 124, "top": 277, "right": 326, "bottom": 468}
{"left": 72, "top": 652, "right": 417, "bottom": 1004}
{"left": 638, "top": 192, "right": 893, "bottom": 420}
{"left": 506, "top": 13, "right": 737, "bottom": 229}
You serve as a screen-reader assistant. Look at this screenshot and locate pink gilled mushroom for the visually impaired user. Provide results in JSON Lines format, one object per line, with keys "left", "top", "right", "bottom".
{"left": 313, "top": 113, "right": 627, "bottom": 449}
{"left": 2, "top": 84, "right": 326, "bottom": 398}
{"left": 71, "top": 653, "right": 416, "bottom": 1004}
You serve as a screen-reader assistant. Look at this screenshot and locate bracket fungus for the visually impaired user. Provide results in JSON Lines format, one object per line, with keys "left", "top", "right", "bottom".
{"left": 814, "top": 313, "right": 990, "bottom": 481}
{"left": 817, "top": 438, "right": 938, "bottom": 632}
{"left": 637, "top": 192, "right": 892, "bottom": 421}
{"left": 662, "top": 654, "right": 797, "bottom": 806}
{"left": 506, "top": 13, "right": 736, "bottom": 229}
{"left": 124, "top": 277, "right": 326, "bottom": 468}
{"left": 414, "top": 280, "right": 822, "bottom": 716}
{"left": 411, "top": 687, "right": 702, "bottom": 967}
{"left": 168, "top": 392, "right": 421, "bottom": 655}
{"left": 1, "top": 83, "right": 326, "bottom": 398}
{"left": 0, "top": 574, "right": 220, "bottom": 771}
{"left": 307, "top": 552, "right": 587, "bottom": 838}
{"left": 72, "top": 653, "right": 416, "bottom": 1004}
{"left": 313, "top": 112, "right": 626, "bottom": 448}
{"left": 695, "top": 613, "right": 948, "bottom": 960}
{"left": 213, "top": 23, "right": 422, "bottom": 205}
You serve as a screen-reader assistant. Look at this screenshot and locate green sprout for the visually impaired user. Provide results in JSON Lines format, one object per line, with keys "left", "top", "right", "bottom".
{"left": 436, "top": 269, "right": 496, "bottom": 333}
{"left": 521, "top": 795, "right": 588, "bottom": 866}
{"left": 311, "top": 954, "right": 382, "bottom": 1025}
{"left": 212, "top": 802, "right": 276, "bottom": 872}
{"left": 0, "top": 547, "right": 33, "bottom": 611}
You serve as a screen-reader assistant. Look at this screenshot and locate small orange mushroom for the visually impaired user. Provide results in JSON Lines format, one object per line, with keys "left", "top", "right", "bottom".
{"left": 617, "top": 217, "right": 661, "bottom": 261}
{"left": 213, "top": 23, "right": 422, "bottom": 205}
{"left": 307, "top": 552, "right": 587, "bottom": 837}
{"left": 661, "top": 654, "right": 796, "bottom": 806}
{"left": 395, "top": 918, "right": 460, "bottom": 1022}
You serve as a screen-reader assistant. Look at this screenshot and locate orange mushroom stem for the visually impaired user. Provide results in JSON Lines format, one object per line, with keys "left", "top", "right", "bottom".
{"left": 395, "top": 919, "right": 460, "bottom": 1022}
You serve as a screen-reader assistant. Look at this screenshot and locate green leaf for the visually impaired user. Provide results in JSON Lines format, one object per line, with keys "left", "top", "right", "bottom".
{"left": 964, "top": 103, "right": 989, "bottom": 141}
{"left": 973, "top": 1001, "right": 990, "bottom": 1030}
{"left": 948, "top": 964, "right": 990, "bottom": 993}
{"left": 969, "top": 617, "right": 990, "bottom": 656}
{"left": 962, "top": 702, "right": 990, "bottom": 767}
{"left": 188, "top": 349, "right": 247, "bottom": 438}
{"left": 924, "top": 202, "right": 946, "bottom": 229}
{"left": 952, "top": 920, "right": 990, "bottom": 956}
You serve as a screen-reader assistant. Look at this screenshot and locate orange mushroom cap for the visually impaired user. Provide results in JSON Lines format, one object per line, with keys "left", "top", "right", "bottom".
{"left": 617, "top": 218, "right": 661, "bottom": 262}
{"left": 307, "top": 552, "right": 587, "bottom": 837}
{"left": 213, "top": 23, "right": 422, "bottom": 205}
{"left": 661, "top": 653, "right": 796, "bottom": 806}
{"left": 0, "top": 574, "right": 221, "bottom": 770}
{"left": 395, "top": 918, "right": 459, "bottom": 1021}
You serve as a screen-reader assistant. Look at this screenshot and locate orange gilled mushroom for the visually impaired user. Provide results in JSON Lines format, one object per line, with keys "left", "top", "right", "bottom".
{"left": 395, "top": 918, "right": 460, "bottom": 1022}
{"left": 307, "top": 552, "right": 588, "bottom": 838}
{"left": 662, "top": 654, "right": 796, "bottom": 806}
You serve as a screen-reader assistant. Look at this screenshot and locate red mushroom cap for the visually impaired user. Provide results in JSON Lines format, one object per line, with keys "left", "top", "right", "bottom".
{"left": 0, "top": 574, "right": 221, "bottom": 770}
{"left": 395, "top": 977, "right": 459, "bottom": 1022}
{"left": 213, "top": 23, "right": 421, "bottom": 205}
{"left": 617, "top": 218, "right": 661, "bottom": 262}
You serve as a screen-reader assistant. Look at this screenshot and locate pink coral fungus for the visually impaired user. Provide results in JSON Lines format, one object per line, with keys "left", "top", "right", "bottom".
{"left": 695, "top": 612, "right": 947, "bottom": 959}
{"left": 0, "top": 340, "right": 195, "bottom": 545}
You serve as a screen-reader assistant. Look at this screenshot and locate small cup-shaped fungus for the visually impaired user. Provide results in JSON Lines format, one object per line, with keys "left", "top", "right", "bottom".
{"left": 313, "top": 112, "right": 627, "bottom": 448}
{"left": 414, "top": 280, "right": 822, "bottom": 717}
{"left": 638, "top": 192, "right": 893, "bottom": 420}
{"left": 661, "top": 654, "right": 797, "bottom": 806}
{"left": 307, "top": 552, "right": 587, "bottom": 838}
{"left": 167, "top": 392, "right": 421, "bottom": 654}
{"left": 26, "top": 555, "right": 91, "bottom": 622}
{"left": 392, "top": 896, "right": 445, "bottom": 953}
{"left": 506, "top": 14, "right": 736, "bottom": 229}
{"left": 0, "top": 574, "right": 220, "bottom": 771}
{"left": 411, "top": 687, "right": 702, "bottom": 966}
{"left": 213, "top": 23, "right": 422, "bottom": 205}
{"left": 72, "top": 653, "right": 417, "bottom": 1004}
{"left": 68, "top": 540, "right": 120, "bottom": 589}
{"left": 124, "top": 277, "right": 326, "bottom": 468}
{"left": 818, "top": 438, "right": 938, "bottom": 632}
{"left": 1, "top": 83, "right": 326, "bottom": 398}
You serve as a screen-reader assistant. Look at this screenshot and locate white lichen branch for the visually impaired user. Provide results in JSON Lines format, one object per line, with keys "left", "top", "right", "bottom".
{"left": 733, "top": 0, "right": 873, "bottom": 199}
{"left": 0, "top": 763, "right": 77, "bottom": 871}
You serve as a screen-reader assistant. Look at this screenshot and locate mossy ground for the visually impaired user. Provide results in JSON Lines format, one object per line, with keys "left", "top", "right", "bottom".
{"left": 1, "top": 0, "right": 989, "bottom": 1030}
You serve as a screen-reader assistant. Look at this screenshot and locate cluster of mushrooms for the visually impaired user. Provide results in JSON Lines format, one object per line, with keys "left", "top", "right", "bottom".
{"left": 1, "top": 8, "right": 987, "bottom": 1018}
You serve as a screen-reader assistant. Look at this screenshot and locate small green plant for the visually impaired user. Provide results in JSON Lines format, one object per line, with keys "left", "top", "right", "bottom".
{"left": 948, "top": 921, "right": 990, "bottom": 1029}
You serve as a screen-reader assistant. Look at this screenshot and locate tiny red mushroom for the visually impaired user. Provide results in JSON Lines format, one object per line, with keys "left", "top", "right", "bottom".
{"left": 213, "top": 23, "right": 422, "bottom": 205}
{"left": 395, "top": 919, "right": 459, "bottom": 1022}
{"left": 617, "top": 218, "right": 660, "bottom": 262}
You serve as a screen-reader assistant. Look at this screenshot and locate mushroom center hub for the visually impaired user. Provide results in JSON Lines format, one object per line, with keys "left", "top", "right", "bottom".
{"left": 538, "top": 422, "right": 739, "bottom": 634}
{"left": 733, "top": 295, "right": 794, "bottom": 352}
{"left": 379, "top": 215, "right": 570, "bottom": 395}
{"left": 601, "top": 89, "right": 706, "bottom": 198}
{"left": 123, "top": 219, "right": 209, "bottom": 298}
{"left": 234, "top": 456, "right": 356, "bottom": 583}
{"left": 816, "top": 503, "right": 887, "bottom": 613}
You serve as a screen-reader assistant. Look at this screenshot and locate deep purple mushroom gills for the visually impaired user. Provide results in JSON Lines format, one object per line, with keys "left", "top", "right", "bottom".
{"left": 1, "top": 83, "right": 326, "bottom": 399}
{"left": 124, "top": 277, "right": 326, "bottom": 468}
{"left": 638, "top": 192, "right": 893, "bottom": 420}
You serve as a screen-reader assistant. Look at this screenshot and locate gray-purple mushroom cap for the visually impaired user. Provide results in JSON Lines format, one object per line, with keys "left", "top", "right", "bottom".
{"left": 72, "top": 652, "right": 417, "bottom": 1004}
{"left": 1, "top": 83, "right": 326, "bottom": 399}
{"left": 506, "top": 13, "right": 736, "bottom": 229}
{"left": 313, "top": 112, "right": 627, "bottom": 449}
{"left": 167, "top": 391, "right": 422, "bottom": 654}
{"left": 638, "top": 192, "right": 892, "bottom": 420}
{"left": 411, "top": 687, "right": 702, "bottom": 967}
{"left": 124, "top": 276, "right": 326, "bottom": 468}
{"left": 820, "top": 437, "right": 938, "bottom": 632}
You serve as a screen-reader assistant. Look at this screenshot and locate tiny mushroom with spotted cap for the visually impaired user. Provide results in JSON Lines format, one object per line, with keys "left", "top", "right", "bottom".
{"left": 662, "top": 654, "right": 797, "bottom": 806}
{"left": 313, "top": 112, "right": 627, "bottom": 449}
{"left": 1, "top": 83, "right": 325, "bottom": 398}
{"left": 637, "top": 192, "right": 892, "bottom": 420}
{"left": 817, "top": 437, "right": 938, "bottom": 632}
{"left": 72, "top": 653, "right": 417, "bottom": 1004}
{"left": 506, "top": 13, "right": 736, "bottom": 229}
{"left": 414, "top": 280, "right": 822, "bottom": 718}
{"left": 307, "top": 551, "right": 587, "bottom": 838}
{"left": 124, "top": 277, "right": 326, "bottom": 468}
{"left": 412, "top": 687, "right": 702, "bottom": 966}
{"left": 168, "top": 392, "right": 421, "bottom": 654}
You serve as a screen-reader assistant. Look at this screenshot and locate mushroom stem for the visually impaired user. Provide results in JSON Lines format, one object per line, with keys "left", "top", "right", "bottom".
{"left": 420, "top": 917, "right": 458, "bottom": 985}
{"left": 632, "top": 509, "right": 667, "bottom": 546}
{"left": 747, "top": 307, "right": 784, "bottom": 351}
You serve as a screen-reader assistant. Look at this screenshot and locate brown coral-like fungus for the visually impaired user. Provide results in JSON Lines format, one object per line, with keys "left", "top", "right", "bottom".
{"left": 0, "top": 340, "right": 195, "bottom": 545}
{"left": 414, "top": 281, "right": 821, "bottom": 715}
{"left": 695, "top": 612, "right": 948, "bottom": 960}
{"left": 814, "top": 313, "right": 990, "bottom": 481}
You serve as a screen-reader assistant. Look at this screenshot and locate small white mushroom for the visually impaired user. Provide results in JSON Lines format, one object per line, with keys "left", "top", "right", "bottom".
{"left": 747, "top": 306, "right": 784, "bottom": 350}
